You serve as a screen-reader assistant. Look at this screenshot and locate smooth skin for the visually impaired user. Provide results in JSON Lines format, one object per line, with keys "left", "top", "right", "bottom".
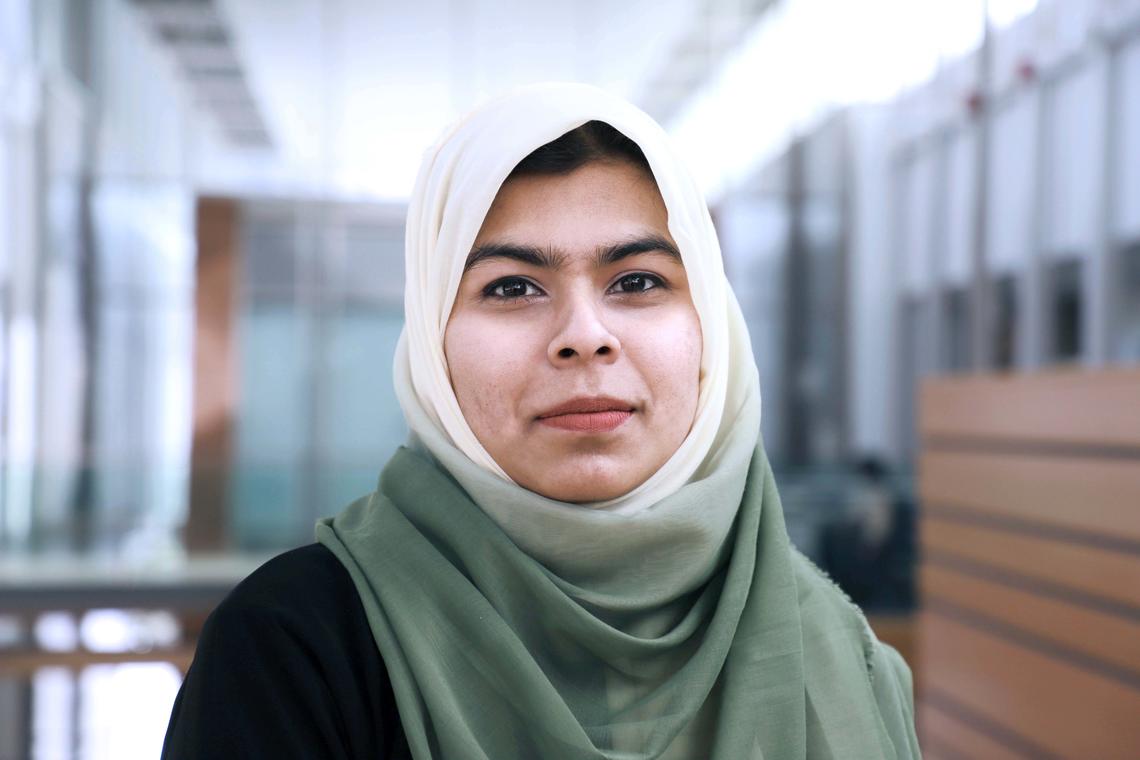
{"left": 443, "top": 160, "right": 703, "bottom": 502}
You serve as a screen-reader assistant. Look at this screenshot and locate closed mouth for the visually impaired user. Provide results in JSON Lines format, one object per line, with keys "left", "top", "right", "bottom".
{"left": 536, "top": 397, "right": 636, "bottom": 433}
{"left": 536, "top": 396, "right": 636, "bottom": 418}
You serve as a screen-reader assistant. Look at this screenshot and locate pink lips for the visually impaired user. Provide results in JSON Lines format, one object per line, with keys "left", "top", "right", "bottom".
{"left": 536, "top": 397, "right": 635, "bottom": 433}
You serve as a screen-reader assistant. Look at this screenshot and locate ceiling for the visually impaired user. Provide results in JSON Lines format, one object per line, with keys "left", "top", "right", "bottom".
{"left": 131, "top": 0, "right": 778, "bottom": 199}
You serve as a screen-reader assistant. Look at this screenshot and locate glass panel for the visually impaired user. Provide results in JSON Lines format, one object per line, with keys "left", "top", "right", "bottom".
{"left": 992, "top": 273, "right": 1019, "bottom": 369}
{"left": 232, "top": 203, "right": 408, "bottom": 549}
{"left": 32, "top": 262, "right": 84, "bottom": 547}
{"left": 1048, "top": 258, "right": 1082, "bottom": 363}
{"left": 87, "top": 182, "right": 195, "bottom": 555}
{"left": 896, "top": 296, "right": 922, "bottom": 460}
{"left": 93, "top": 304, "right": 148, "bottom": 548}
{"left": 232, "top": 306, "right": 313, "bottom": 550}
{"left": 244, "top": 215, "right": 303, "bottom": 302}
{"left": 901, "top": 154, "right": 935, "bottom": 292}
{"left": 330, "top": 222, "right": 405, "bottom": 306}
{"left": 1114, "top": 241, "right": 1140, "bottom": 363}
{"left": 940, "top": 286, "right": 971, "bottom": 372}
{"left": 313, "top": 311, "right": 407, "bottom": 515}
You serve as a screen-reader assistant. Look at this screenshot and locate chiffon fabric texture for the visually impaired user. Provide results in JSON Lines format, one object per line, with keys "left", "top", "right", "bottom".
{"left": 316, "top": 83, "right": 920, "bottom": 759}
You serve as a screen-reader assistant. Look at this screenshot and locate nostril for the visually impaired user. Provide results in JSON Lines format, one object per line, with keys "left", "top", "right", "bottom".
{"left": 597, "top": 346, "right": 611, "bottom": 355}
{"left": 558, "top": 347, "right": 575, "bottom": 358}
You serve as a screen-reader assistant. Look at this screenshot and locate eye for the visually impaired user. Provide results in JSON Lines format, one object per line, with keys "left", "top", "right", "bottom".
{"left": 609, "top": 273, "right": 664, "bottom": 294}
{"left": 484, "top": 277, "right": 543, "bottom": 300}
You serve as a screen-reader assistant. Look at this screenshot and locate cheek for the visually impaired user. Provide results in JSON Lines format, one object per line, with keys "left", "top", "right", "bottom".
{"left": 629, "top": 308, "right": 703, "bottom": 407}
{"left": 443, "top": 314, "right": 537, "bottom": 420}
{"left": 674, "top": 316, "right": 704, "bottom": 406}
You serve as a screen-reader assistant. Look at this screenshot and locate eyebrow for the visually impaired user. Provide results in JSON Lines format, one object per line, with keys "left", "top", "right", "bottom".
{"left": 463, "top": 234, "right": 681, "bottom": 273}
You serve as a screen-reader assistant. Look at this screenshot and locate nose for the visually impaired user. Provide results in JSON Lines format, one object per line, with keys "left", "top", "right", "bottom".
{"left": 547, "top": 293, "right": 621, "bottom": 365}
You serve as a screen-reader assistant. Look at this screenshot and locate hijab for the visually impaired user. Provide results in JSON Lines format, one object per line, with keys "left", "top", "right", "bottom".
{"left": 394, "top": 82, "right": 757, "bottom": 516}
{"left": 315, "top": 83, "right": 920, "bottom": 759}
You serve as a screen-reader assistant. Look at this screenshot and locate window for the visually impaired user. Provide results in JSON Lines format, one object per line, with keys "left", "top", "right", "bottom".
{"left": 1048, "top": 259, "right": 1083, "bottom": 363}
{"left": 1114, "top": 241, "right": 1140, "bottom": 363}
{"left": 940, "top": 286, "right": 971, "bottom": 372}
{"left": 233, "top": 204, "right": 407, "bottom": 550}
{"left": 992, "top": 274, "right": 1018, "bottom": 370}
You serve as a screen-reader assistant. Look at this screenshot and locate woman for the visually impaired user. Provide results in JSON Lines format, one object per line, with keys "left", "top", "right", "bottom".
{"left": 163, "top": 83, "right": 921, "bottom": 759}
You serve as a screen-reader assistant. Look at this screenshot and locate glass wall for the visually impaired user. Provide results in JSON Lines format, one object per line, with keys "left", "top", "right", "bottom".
{"left": 1113, "top": 38, "right": 1140, "bottom": 361}
{"left": 888, "top": 15, "right": 1140, "bottom": 415}
{"left": 231, "top": 203, "right": 407, "bottom": 550}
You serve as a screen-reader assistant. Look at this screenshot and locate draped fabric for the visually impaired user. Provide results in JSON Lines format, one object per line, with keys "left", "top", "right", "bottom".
{"left": 316, "top": 442, "right": 920, "bottom": 758}
{"left": 315, "top": 83, "right": 921, "bottom": 759}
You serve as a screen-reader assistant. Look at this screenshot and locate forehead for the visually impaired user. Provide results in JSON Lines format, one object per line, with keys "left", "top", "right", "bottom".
{"left": 474, "top": 161, "right": 670, "bottom": 249}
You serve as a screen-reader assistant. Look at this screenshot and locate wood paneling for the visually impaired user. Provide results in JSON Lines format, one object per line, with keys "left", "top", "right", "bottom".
{"left": 867, "top": 614, "right": 916, "bottom": 667}
{"left": 920, "top": 515, "right": 1140, "bottom": 609}
{"left": 921, "top": 563, "right": 1140, "bottom": 675}
{"left": 188, "top": 196, "right": 241, "bottom": 552}
{"left": 917, "top": 369, "right": 1140, "bottom": 758}
{"left": 919, "top": 368, "right": 1140, "bottom": 447}
{"left": 920, "top": 450, "right": 1140, "bottom": 543}
{"left": 918, "top": 701, "right": 1030, "bottom": 760}
{"left": 921, "top": 611, "right": 1140, "bottom": 759}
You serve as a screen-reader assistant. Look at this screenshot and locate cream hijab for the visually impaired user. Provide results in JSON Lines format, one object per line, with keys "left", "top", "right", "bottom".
{"left": 393, "top": 82, "right": 761, "bottom": 517}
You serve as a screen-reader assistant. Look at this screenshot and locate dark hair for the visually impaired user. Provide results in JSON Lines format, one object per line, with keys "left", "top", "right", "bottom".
{"left": 507, "top": 120, "right": 653, "bottom": 180}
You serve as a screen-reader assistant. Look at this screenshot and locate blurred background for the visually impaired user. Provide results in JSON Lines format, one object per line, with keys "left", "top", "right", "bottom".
{"left": 2, "top": 0, "right": 1139, "bottom": 757}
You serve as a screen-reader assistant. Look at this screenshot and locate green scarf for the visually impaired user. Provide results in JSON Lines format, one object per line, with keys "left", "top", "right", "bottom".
{"left": 315, "top": 441, "right": 920, "bottom": 759}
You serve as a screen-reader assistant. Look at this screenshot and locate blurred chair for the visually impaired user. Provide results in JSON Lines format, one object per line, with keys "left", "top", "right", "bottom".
{"left": 916, "top": 367, "right": 1140, "bottom": 759}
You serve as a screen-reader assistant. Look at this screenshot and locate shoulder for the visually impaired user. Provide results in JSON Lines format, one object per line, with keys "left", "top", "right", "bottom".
{"left": 214, "top": 543, "right": 357, "bottom": 620}
{"left": 197, "top": 542, "right": 383, "bottom": 673}
{"left": 163, "top": 544, "right": 401, "bottom": 759}
{"left": 224, "top": 543, "right": 355, "bottom": 607}
{"left": 191, "top": 542, "right": 377, "bottom": 672}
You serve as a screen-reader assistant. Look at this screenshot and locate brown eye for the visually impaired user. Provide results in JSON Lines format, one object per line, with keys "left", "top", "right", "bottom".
{"left": 485, "top": 277, "right": 542, "bottom": 299}
{"left": 610, "top": 273, "right": 662, "bottom": 294}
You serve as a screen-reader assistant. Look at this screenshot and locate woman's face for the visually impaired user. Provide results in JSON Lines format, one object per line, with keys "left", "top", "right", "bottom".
{"left": 444, "top": 160, "right": 702, "bottom": 502}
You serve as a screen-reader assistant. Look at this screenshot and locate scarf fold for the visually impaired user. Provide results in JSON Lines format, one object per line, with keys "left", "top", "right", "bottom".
{"left": 316, "top": 82, "right": 920, "bottom": 759}
{"left": 316, "top": 440, "right": 918, "bottom": 759}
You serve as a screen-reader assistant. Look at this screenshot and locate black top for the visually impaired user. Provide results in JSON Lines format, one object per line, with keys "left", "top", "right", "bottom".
{"left": 161, "top": 543, "right": 413, "bottom": 759}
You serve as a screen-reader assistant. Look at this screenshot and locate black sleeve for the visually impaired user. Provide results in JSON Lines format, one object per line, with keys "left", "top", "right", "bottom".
{"left": 161, "top": 544, "right": 406, "bottom": 760}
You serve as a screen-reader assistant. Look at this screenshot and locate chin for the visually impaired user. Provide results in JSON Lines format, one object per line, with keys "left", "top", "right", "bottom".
{"left": 520, "top": 460, "right": 647, "bottom": 503}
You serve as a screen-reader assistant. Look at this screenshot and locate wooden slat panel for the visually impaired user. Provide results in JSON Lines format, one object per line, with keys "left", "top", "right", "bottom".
{"left": 919, "top": 368, "right": 1140, "bottom": 447}
{"left": 920, "top": 610, "right": 1140, "bottom": 759}
{"left": 868, "top": 614, "right": 920, "bottom": 699}
{"left": 915, "top": 748, "right": 956, "bottom": 760}
{"left": 919, "top": 450, "right": 1140, "bottom": 543}
{"left": 918, "top": 701, "right": 1030, "bottom": 760}
{"left": 921, "top": 516, "right": 1140, "bottom": 608}
{"left": 867, "top": 614, "right": 916, "bottom": 668}
{"left": 921, "top": 564, "right": 1140, "bottom": 676}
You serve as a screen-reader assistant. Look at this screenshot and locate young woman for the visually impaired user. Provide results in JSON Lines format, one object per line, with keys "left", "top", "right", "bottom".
{"left": 162, "top": 84, "right": 921, "bottom": 759}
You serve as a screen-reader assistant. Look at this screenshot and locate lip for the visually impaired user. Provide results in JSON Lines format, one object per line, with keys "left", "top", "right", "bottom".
{"left": 536, "top": 396, "right": 636, "bottom": 433}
